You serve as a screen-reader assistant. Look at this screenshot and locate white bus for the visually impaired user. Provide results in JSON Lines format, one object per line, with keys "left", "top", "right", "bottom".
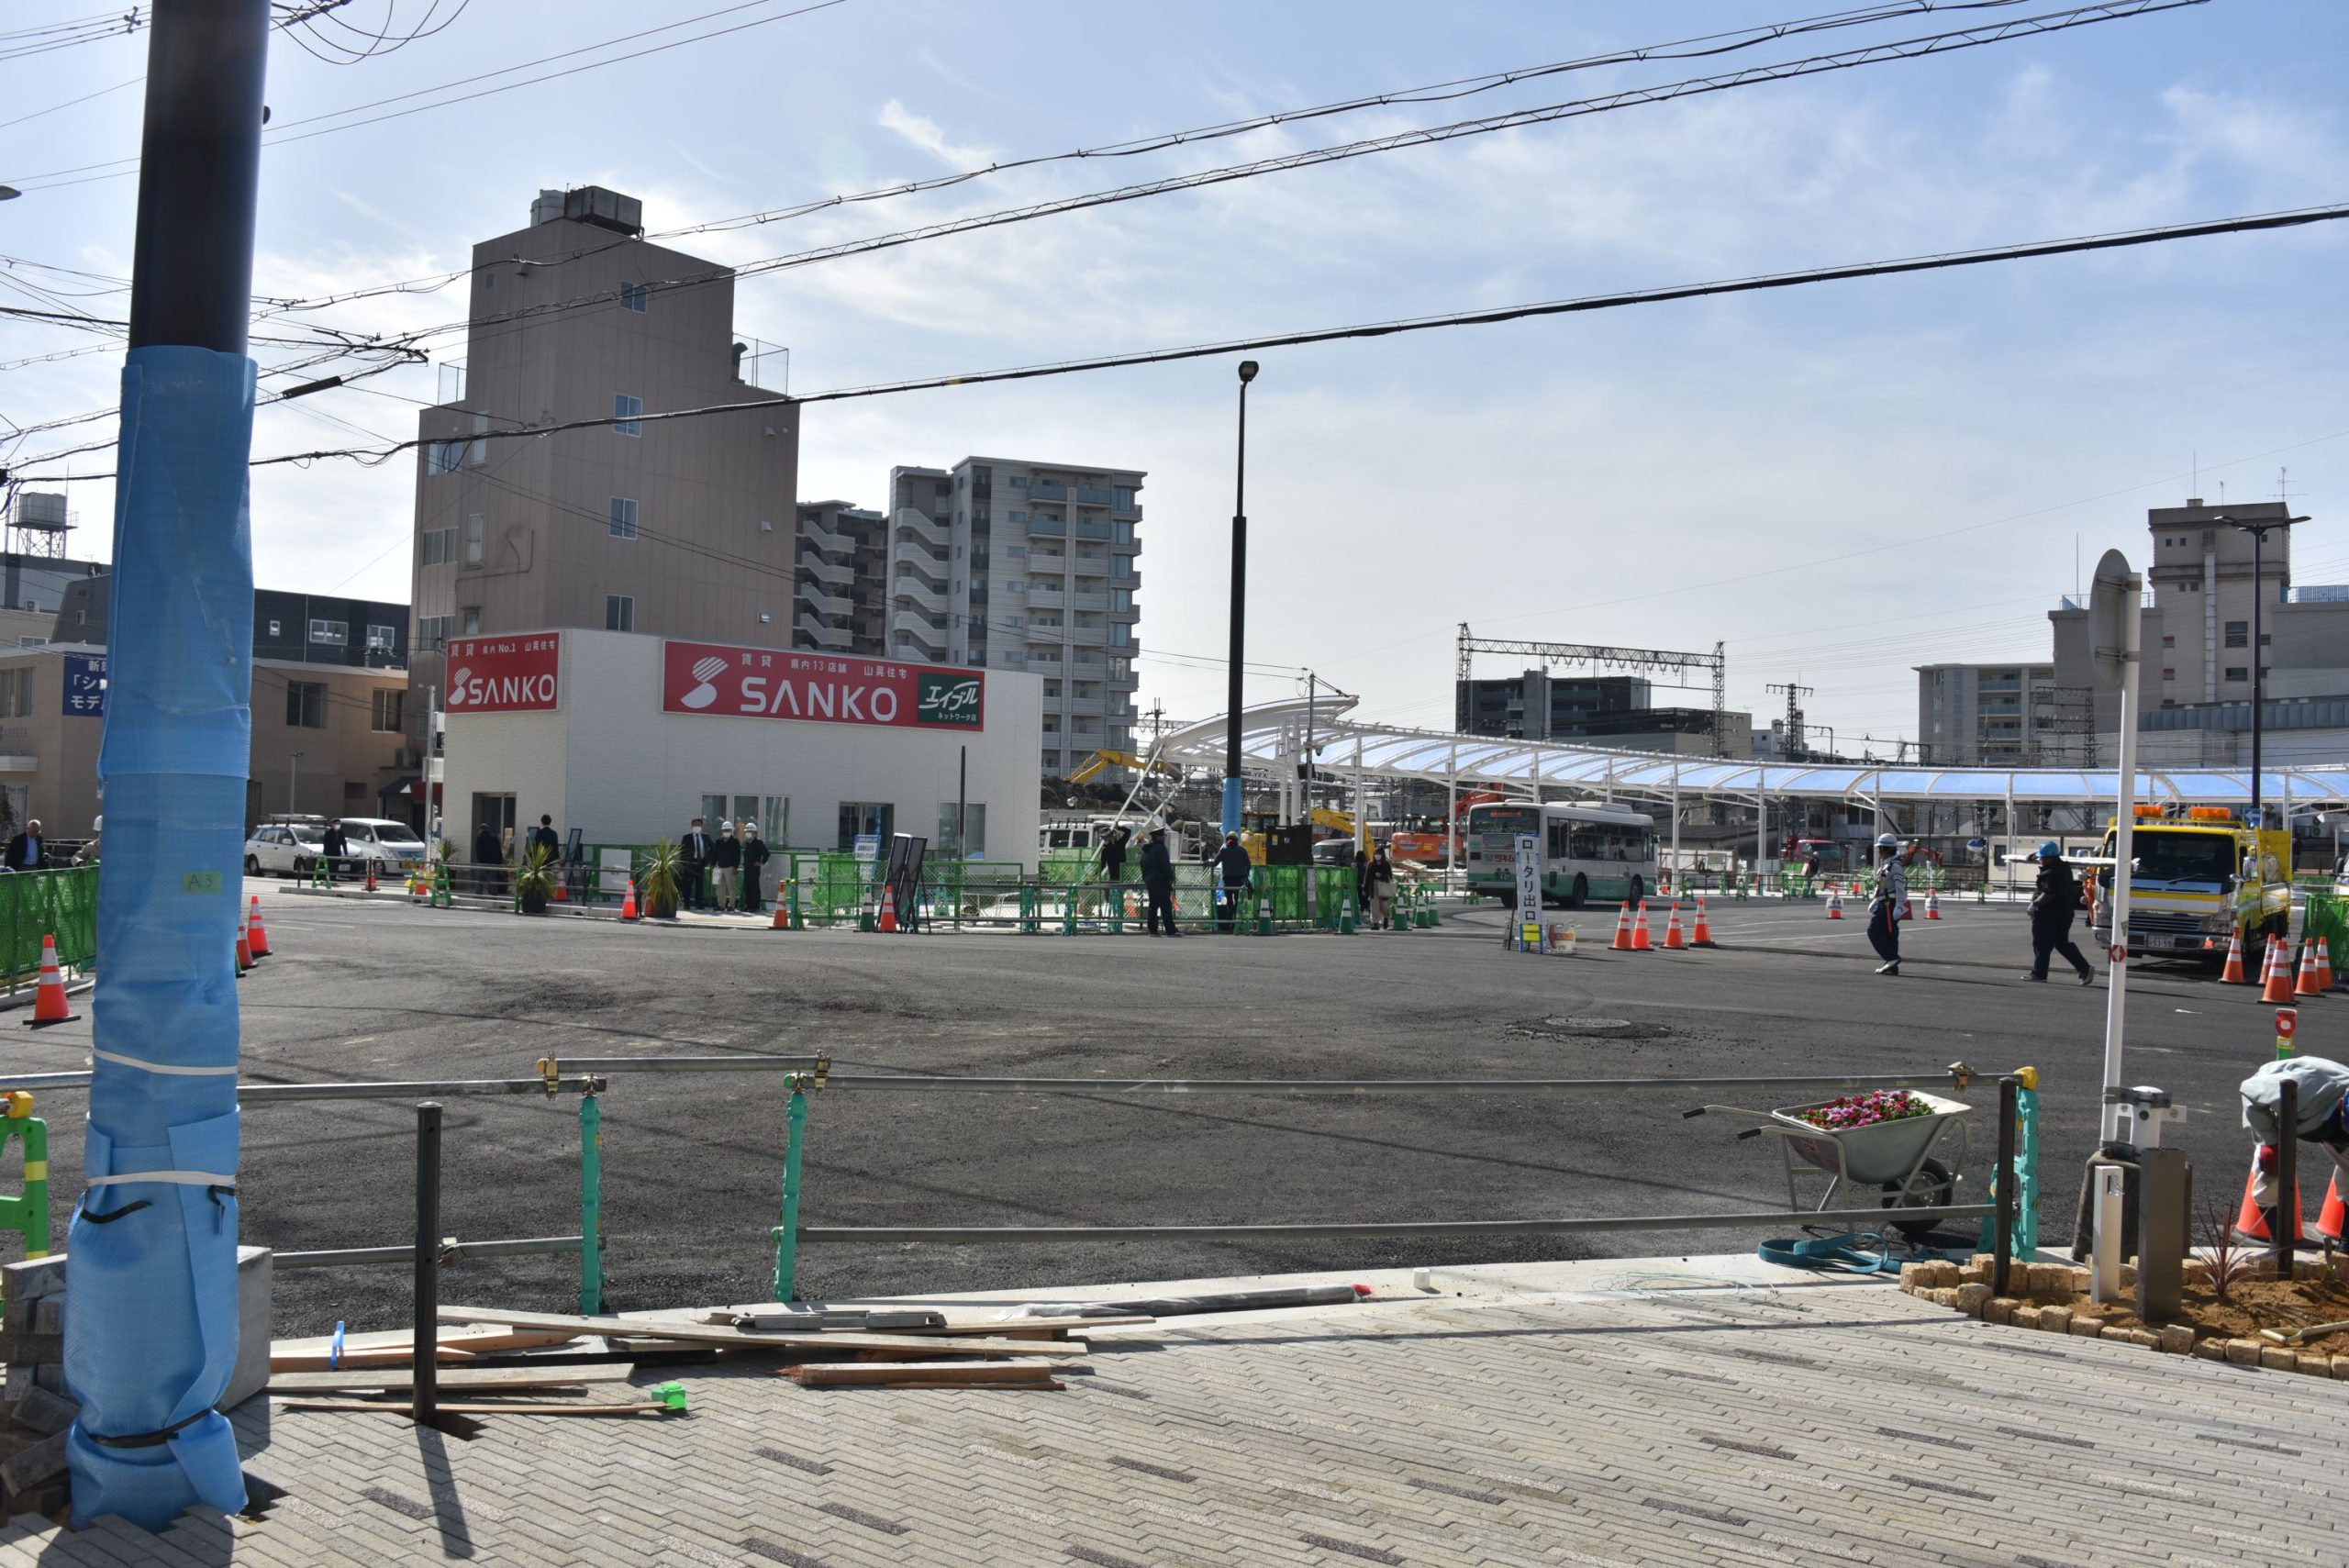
{"left": 1464, "top": 800, "right": 1657, "bottom": 908}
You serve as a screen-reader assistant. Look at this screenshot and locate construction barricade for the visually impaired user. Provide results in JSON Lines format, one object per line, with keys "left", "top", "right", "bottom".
{"left": 0, "top": 867, "right": 95, "bottom": 995}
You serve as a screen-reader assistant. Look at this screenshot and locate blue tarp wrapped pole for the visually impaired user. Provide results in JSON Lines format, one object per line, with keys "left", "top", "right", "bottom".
{"left": 64, "top": 0, "right": 269, "bottom": 1531}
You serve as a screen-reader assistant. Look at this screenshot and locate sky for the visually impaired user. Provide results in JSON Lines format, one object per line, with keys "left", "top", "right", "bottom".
{"left": 2, "top": 0, "right": 2343, "bottom": 751}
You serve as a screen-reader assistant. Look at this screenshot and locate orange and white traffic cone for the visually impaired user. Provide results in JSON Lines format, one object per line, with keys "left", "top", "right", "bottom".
{"left": 21, "top": 935, "right": 77, "bottom": 1028}
{"left": 2317, "top": 1173, "right": 2347, "bottom": 1245}
{"left": 1923, "top": 889, "right": 1941, "bottom": 920}
{"left": 2234, "top": 1143, "right": 2306, "bottom": 1244}
{"left": 235, "top": 905, "right": 252, "bottom": 975}
{"left": 878, "top": 884, "right": 899, "bottom": 934}
{"left": 247, "top": 894, "right": 271, "bottom": 959}
{"left": 1690, "top": 895, "right": 1716, "bottom": 948}
{"left": 772, "top": 901, "right": 791, "bottom": 930}
{"left": 553, "top": 878, "right": 567, "bottom": 903}
{"left": 1609, "top": 902, "right": 1633, "bottom": 951}
{"left": 2220, "top": 929, "right": 2249, "bottom": 984}
{"left": 363, "top": 860, "right": 378, "bottom": 893}
{"left": 1663, "top": 901, "right": 1686, "bottom": 950}
{"left": 2318, "top": 938, "right": 2339, "bottom": 994}
{"left": 2265, "top": 936, "right": 2301, "bottom": 1004}
{"left": 620, "top": 878, "right": 640, "bottom": 920}
{"left": 1630, "top": 901, "right": 1653, "bottom": 951}
{"left": 2298, "top": 936, "right": 2327, "bottom": 999}
{"left": 1825, "top": 887, "right": 1844, "bottom": 920}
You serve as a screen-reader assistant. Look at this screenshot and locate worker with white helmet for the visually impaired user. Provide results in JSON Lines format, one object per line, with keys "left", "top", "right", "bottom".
{"left": 1866, "top": 831, "right": 1908, "bottom": 976}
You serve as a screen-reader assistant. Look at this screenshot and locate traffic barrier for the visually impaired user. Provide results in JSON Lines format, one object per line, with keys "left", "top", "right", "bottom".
{"left": 1826, "top": 887, "right": 1844, "bottom": 920}
{"left": 1630, "top": 901, "right": 1653, "bottom": 951}
{"left": 0, "top": 866, "right": 96, "bottom": 996}
{"left": 2233, "top": 1142, "right": 2305, "bottom": 1244}
{"left": 2221, "top": 930, "right": 2248, "bottom": 984}
{"left": 2263, "top": 937, "right": 2299, "bottom": 1004}
{"left": 0, "top": 1094, "right": 48, "bottom": 1260}
{"left": 247, "top": 894, "right": 270, "bottom": 959}
{"left": 1923, "top": 889, "right": 1941, "bottom": 920}
{"left": 1663, "top": 901, "right": 1686, "bottom": 950}
{"left": 1609, "top": 902, "right": 1633, "bottom": 951}
{"left": 620, "top": 878, "right": 640, "bottom": 921}
{"left": 2297, "top": 937, "right": 2327, "bottom": 999}
{"left": 22, "top": 936, "right": 76, "bottom": 1028}
{"left": 1690, "top": 896, "right": 1716, "bottom": 948}
{"left": 2317, "top": 1173, "right": 2345, "bottom": 1245}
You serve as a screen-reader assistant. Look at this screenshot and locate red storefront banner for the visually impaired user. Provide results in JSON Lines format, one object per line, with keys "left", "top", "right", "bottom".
{"left": 661, "top": 641, "right": 984, "bottom": 731}
{"left": 444, "top": 633, "right": 562, "bottom": 712}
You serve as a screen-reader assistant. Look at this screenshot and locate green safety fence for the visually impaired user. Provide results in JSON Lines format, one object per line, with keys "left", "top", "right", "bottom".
{"left": 0, "top": 866, "right": 96, "bottom": 992}
{"left": 2308, "top": 894, "right": 2347, "bottom": 966}
{"left": 0, "top": 1100, "right": 49, "bottom": 1262}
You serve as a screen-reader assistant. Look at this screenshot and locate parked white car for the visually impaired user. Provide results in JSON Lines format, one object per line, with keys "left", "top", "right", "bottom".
{"left": 244, "top": 821, "right": 330, "bottom": 878}
{"left": 335, "top": 817, "right": 431, "bottom": 873}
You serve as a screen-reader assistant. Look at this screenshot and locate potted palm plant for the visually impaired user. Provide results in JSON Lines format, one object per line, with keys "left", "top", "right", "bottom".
{"left": 638, "top": 840, "right": 683, "bottom": 920}
{"left": 513, "top": 844, "right": 559, "bottom": 915}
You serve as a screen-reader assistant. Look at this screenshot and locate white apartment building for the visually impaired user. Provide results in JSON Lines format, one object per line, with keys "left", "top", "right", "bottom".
{"left": 1915, "top": 662, "right": 2063, "bottom": 765}
{"left": 884, "top": 456, "right": 1144, "bottom": 777}
{"left": 792, "top": 499, "right": 885, "bottom": 653}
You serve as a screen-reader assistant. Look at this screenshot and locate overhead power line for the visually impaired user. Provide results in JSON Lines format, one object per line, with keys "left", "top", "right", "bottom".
{"left": 10, "top": 201, "right": 2341, "bottom": 484}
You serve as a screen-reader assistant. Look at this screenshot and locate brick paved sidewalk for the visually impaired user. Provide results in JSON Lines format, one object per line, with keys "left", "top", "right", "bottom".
{"left": 3, "top": 1264, "right": 2342, "bottom": 1566}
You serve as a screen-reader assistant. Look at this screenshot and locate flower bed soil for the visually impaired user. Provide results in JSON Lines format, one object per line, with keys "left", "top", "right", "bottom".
{"left": 1903, "top": 1255, "right": 2349, "bottom": 1377}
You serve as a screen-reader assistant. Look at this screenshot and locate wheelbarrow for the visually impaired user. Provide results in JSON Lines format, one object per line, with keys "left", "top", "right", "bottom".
{"left": 1690, "top": 1090, "right": 1974, "bottom": 1239}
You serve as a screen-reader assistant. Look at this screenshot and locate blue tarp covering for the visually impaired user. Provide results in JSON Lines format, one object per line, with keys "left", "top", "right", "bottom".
{"left": 64, "top": 346, "right": 254, "bottom": 1528}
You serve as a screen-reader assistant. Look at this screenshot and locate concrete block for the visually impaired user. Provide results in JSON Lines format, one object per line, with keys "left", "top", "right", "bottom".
{"left": 2157, "top": 1325, "right": 2195, "bottom": 1355}
{"left": 0, "top": 1301, "right": 27, "bottom": 1336}
{"left": 220, "top": 1246, "right": 273, "bottom": 1413}
{"left": 1954, "top": 1284, "right": 1992, "bottom": 1316}
{"left": 2191, "top": 1339, "right": 2228, "bottom": 1362}
{"left": 2259, "top": 1346, "right": 2296, "bottom": 1371}
{"left": 2330, "top": 1355, "right": 2349, "bottom": 1380}
{"left": 28, "top": 1300, "right": 59, "bottom": 1337}
{"left": 0, "top": 1431, "right": 62, "bottom": 1493}
{"left": 2012, "top": 1305, "right": 2042, "bottom": 1329}
{"left": 0, "top": 1259, "right": 63, "bottom": 1304}
{"left": 2037, "top": 1307, "right": 2071, "bottom": 1334}
{"left": 1957, "top": 1262, "right": 1991, "bottom": 1287}
{"left": 2067, "top": 1317, "right": 2104, "bottom": 1339}
{"left": 5, "top": 1387, "right": 74, "bottom": 1437}
{"left": 28, "top": 1367, "right": 62, "bottom": 1396}
{"left": 2223, "top": 1339, "right": 2261, "bottom": 1365}
{"left": 1984, "top": 1297, "right": 2017, "bottom": 1325}
{"left": 2295, "top": 1352, "right": 2332, "bottom": 1377}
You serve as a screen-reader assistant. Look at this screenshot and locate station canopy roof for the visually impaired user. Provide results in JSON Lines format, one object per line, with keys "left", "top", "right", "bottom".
{"left": 1159, "top": 697, "right": 2349, "bottom": 806}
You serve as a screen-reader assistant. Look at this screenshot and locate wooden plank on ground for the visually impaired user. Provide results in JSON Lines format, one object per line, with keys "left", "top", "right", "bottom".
{"left": 267, "top": 1365, "right": 632, "bottom": 1395}
{"left": 275, "top": 1399, "right": 674, "bottom": 1418}
{"left": 784, "top": 1360, "right": 1061, "bottom": 1387}
{"left": 436, "top": 1306, "right": 1086, "bottom": 1360}
{"left": 269, "top": 1346, "right": 482, "bottom": 1373}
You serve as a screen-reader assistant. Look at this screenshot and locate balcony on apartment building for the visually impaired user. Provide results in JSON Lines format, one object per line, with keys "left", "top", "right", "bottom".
{"left": 1027, "top": 584, "right": 1065, "bottom": 607}
{"left": 732, "top": 334, "right": 787, "bottom": 393}
{"left": 798, "top": 584, "right": 853, "bottom": 618}
{"left": 1070, "top": 589, "right": 1109, "bottom": 613}
{"left": 1024, "top": 515, "right": 1066, "bottom": 538}
{"left": 799, "top": 554, "right": 854, "bottom": 587}
{"left": 1030, "top": 481, "right": 1068, "bottom": 502}
{"left": 893, "top": 507, "right": 950, "bottom": 546}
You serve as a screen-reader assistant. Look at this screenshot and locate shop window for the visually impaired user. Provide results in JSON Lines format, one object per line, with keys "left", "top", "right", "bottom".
{"left": 837, "top": 801, "right": 893, "bottom": 851}
{"left": 938, "top": 802, "right": 986, "bottom": 860}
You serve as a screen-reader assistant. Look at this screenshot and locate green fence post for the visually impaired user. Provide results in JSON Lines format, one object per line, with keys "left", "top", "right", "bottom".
{"left": 1990, "top": 1066, "right": 2042, "bottom": 1255}
{"left": 578, "top": 1092, "right": 604, "bottom": 1315}
{"left": 0, "top": 1098, "right": 50, "bottom": 1261}
{"left": 771, "top": 1082, "right": 808, "bottom": 1302}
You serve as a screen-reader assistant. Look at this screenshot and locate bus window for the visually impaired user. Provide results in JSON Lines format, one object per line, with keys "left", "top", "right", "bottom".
{"left": 1548, "top": 822, "right": 1571, "bottom": 859}
{"left": 1569, "top": 828, "right": 1602, "bottom": 859}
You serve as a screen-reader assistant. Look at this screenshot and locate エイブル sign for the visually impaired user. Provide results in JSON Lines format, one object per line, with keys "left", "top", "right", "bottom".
{"left": 444, "top": 633, "right": 561, "bottom": 712}
{"left": 662, "top": 642, "right": 985, "bottom": 731}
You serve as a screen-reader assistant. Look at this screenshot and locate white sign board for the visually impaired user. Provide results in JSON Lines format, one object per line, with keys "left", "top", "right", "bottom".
{"left": 598, "top": 847, "right": 632, "bottom": 896}
{"left": 853, "top": 833, "right": 881, "bottom": 862}
{"left": 1514, "top": 832, "right": 1543, "bottom": 951}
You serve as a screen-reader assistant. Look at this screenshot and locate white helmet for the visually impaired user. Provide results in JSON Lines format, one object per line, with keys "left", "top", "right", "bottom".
{"left": 1875, "top": 833, "right": 1900, "bottom": 850}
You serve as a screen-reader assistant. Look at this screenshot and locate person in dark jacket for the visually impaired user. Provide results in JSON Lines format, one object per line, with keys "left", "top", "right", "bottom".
{"left": 2025, "top": 841, "right": 2096, "bottom": 984}
{"left": 321, "top": 818, "right": 349, "bottom": 884}
{"left": 1101, "top": 825, "right": 1130, "bottom": 886}
{"left": 1213, "top": 832, "right": 1252, "bottom": 934}
{"left": 1366, "top": 844, "right": 1398, "bottom": 930}
{"left": 712, "top": 820, "right": 744, "bottom": 912}
{"left": 530, "top": 813, "right": 561, "bottom": 859}
{"left": 472, "top": 822, "right": 504, "bottom": 896}
{"left": 742, "top": 824, "right": 771, "bottom": 914}
{"left": 1140, "top": 826, "right": 1179, "bottom": 936}
{"left": 679, "top": 817, "right": 712, "bottom": 909}
{"left": 2, "top": 819, "right": 46, "bottom": 873}
{"left": 1353, "top": 844, "right": 1371, "bottom": 912}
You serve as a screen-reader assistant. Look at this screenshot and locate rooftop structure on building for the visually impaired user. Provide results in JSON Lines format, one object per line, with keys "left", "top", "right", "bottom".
{"left": 1457, "top": 669, "right": 1752, "bottom": 758}
{"left": 408, "top": 184, "right": 799, "bottom": 748}
{"left": 882, "top": 455, "right": 1144, "bottom": 779}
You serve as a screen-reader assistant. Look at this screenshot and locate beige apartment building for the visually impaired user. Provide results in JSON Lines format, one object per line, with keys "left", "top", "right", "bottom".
{"left": 409, "top": 185, "right": 801, "bottom": 727}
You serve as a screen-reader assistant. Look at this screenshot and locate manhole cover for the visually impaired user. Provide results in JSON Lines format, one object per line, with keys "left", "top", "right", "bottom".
{"left": 1507, "top": 1016, "right": 1667, "bottom": 1040}
{"left": 1543, "top": 1016, "right": 1635, "bottom": 1035}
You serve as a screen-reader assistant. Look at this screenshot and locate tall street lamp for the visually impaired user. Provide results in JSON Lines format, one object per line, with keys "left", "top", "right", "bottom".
{"left": 1222, "top": 360, "right": 1258, "bottom": 837}
{"left": 2216, "top": 512, "right": 2309, "bottom": 827}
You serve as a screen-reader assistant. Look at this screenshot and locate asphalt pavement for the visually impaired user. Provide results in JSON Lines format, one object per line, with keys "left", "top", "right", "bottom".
{"left": 6, "top": 886, "right": 2334, "bottom": 1337}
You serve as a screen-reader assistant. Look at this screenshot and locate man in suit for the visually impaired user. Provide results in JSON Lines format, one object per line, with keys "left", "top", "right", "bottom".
{"left": 530, "top": 813, "right": 561, "bottom": 861}
{"left": 712, "top": 820, "right": 744, "bottom": 912}
{"left": 679, "top": 817, "right": 713, "bottom": 909}
{"left": 3, "top": 819, "right": 46, "bottom": 873}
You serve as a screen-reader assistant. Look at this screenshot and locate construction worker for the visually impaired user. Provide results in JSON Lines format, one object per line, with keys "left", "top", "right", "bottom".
{"left": 1213, "top": 831, "right": 1252, "bottom": 934}
{"left": 1866, "top": 831, "right": 1908, "bottom": 977}
{"left": 2243, "top": 1057, "right": 2349, "bottom": 1208}
{"left": 712, "top": 820, "right": 743, "bottom": 912}
{"left": 741, "top": 821, "right": 771, "bottom": 914}
{"left": 1141, "top": 825, "right": 1180, "bottom": 937}
{"left": 2024, "top": 841, "right": 2096, "bottom": 985}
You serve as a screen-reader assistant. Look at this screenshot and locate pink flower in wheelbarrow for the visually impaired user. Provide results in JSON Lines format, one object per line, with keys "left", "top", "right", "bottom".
{"left": 1794, "top": 1090, "right": 1931, "bottom": 1131}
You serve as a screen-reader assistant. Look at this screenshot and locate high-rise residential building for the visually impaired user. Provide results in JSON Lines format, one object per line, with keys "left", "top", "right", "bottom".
{"left": 1914, "top": 662, "right": 2062, "bottom": 765}
{"left": 792, "top": 500, "right": 885, "bottom": 653}
{"left": 884, "top": 456, "right": 1143, "bottom": 776}
{"left": 408, "top": 185, "right": 800, "bottom": 718}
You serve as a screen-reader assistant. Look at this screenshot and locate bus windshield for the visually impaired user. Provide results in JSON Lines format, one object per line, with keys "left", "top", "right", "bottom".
{"left": 1470, "top": 805, "right": 1541, "bottom": 838}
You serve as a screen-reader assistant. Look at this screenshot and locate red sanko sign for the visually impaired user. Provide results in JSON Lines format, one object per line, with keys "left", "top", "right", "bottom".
{"left": 444, "top": 633, "right": 561, "bottom": 713}
{"left": 661, "top": 641, "right": 985, "bottom": 731}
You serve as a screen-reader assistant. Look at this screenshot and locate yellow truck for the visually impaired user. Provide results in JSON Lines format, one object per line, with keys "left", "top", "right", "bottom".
{"left": 2089, "top": 805, "right": 2292, "bottom": 963}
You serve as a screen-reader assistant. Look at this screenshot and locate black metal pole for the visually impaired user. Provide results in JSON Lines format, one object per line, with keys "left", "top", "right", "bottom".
{"left": 1994, "top": 1075, "right": 2018, "bottom": 1296}
{"left": 128, "top": 2, "right": 266, "bottom": 353}
{"left": 2275, "top": 1078, "right": 2298, "bottom": 1280}
{"left": 956, "top": 744, "right": 966, "bottom": 860}
{"left": 412, "top": 1101, "right": 443, "bottom": 1424}
{"left": 1223, "top": 362, "right": 1257, "bottom": 837}
{"left": 2250, "top": 525, "right": 2264, "bottom": 826}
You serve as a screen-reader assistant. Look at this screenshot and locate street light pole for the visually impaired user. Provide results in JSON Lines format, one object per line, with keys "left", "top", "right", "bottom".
{"left": 2218, "top": 513, "right": 2308, "bottom": 827}
{"left": 289, "top": 751, "right": 302, "bottom": 817}
{"left": 1222, "top": 361, "right": 1258, "bottom": 837}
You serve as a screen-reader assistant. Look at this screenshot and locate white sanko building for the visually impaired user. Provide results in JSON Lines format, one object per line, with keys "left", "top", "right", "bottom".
{"left": 437, "top": 628, "right": 1041, "bottom": 862}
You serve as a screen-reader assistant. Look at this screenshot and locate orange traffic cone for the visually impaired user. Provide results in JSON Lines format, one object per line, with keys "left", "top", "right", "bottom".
{"left": 2220, "top": 929, "right": 2249, "bottom": 984}
{"left": 1690, "top": 895, "right": 1716, "bottom": 948}
{"left": 620, "top": 878, "right": 640, "bottom": 920}
{"left": 1923, "top": 889, "right": 1941, "bottom": 920}
{"left": 1609, "top": 902, "right": 1633, "bottom": 951}
{"left": 553, "top": 878, "right": 568, "bottom": 903}
{"left": 772, "top": 901, "right": 791, "bottom": 929}
{"left": 2317, "top": 1173, "right": 2346, "bottom": 1245}
{"left": 363, "top": 860, "right": 378, "bottom": 893}
{"left": 1663, "top": 901, "right": 1686, "bottom": 950}
{"left": 2264, "top": 937, "right": 2300, "bottom": 1004}
{"left": 2318, "top": 938, "right": 2339, "bottom": 995}
{"left": 247, "top": 894, "right": 271, "bottom": 959}
{"left": 2298, "top": 936, "right": 2326, "bottom": 999}
{"left": 878, "top": 884, "right": 899, "bottom": 934}
{"left": 21, "top": 935, "right": 77, "bottom": 1028}
{"left": 1630, "top": 901, "right": 1653, "bottom": 951}
{"left": 2234, "top": 1143, "right": 2306, "bottom": 1244}
{"left": 1825, "top": 887, "right": 1844, "bottom": 920}
{"left": 235, "top": 903, "right": 252, "bottom": 974}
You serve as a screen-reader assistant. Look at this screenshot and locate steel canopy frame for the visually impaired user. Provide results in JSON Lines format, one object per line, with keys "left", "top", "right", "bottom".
{"left": 1162, "top": 696, "right": 2349, "bottom": 806}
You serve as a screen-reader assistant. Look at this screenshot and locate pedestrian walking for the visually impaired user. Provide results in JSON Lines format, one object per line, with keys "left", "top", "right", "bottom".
{"left": 1213, "top": 831, "right": 1252, "bottom": 934}
{"left": 471, "top": 820, "right": 505, "bottom": 897}
{"left": 1141, "top": 825, "right": 1180, "bottom": 936}
{"left": 742, "top": 822, "right": 771, "bottom": 914}
{"left": 1366, "top": 843, "right": 1398, "bottom": 930}
{"left": 679, "top": 817, "right": 713, "bottom": 909}
{"left": 713, "top": 820, "right": 743, "bottom": 912}
{"left": 1, "top": 818, "right": 46, "bottom": 873}
{"left": 529, "top": 813, "right": 560, "bottom": 859}
{"left": 1866, "top": 831, "right": 1908, "bottom": 976}
{"left": 2023, "top": 841, "right": 2096, "bottom": 984}
{"left": 321, "top": 817, "right": 349, "bottom": 884}
{"left": 1353, "top": 843, "right": 1370, "bottom": 917}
